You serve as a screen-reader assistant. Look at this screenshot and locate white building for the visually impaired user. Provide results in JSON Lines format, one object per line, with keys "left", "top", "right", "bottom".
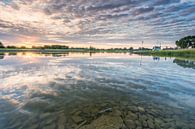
{"left": 153, "top": 46, "right": 161, "bottom": 51}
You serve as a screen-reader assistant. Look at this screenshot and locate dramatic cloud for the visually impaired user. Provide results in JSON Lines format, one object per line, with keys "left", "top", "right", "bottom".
{"left": 0, "top": 0, "right": 194, "bottom": 48}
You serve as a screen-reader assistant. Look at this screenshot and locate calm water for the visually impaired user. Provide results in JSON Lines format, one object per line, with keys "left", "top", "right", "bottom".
{"left": 0, "top": 52, "right": 195, "bottom": 129}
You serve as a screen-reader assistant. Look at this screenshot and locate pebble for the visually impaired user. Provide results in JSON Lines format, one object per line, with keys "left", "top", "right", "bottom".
{"left": 71, "top": 116, "right": 83, "bottom": 124}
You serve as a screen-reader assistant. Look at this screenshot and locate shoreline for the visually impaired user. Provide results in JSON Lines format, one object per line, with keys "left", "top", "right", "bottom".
{"left": 0, "top": 48, "right": 131, "bottom": 53}
{"left": 133, "top": 49, "right": 195, "bottom": 58}
{"left": 0, "top": 48, "right": 195, "bottom": 58}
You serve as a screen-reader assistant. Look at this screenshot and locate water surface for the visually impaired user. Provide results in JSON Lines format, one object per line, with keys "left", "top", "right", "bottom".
{"left": 0, "top": 52, "right": 195, "bottom": 129}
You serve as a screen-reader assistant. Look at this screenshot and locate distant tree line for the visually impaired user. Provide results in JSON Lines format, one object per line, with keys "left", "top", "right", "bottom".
{"left": 32, "top": 45, "right": 69, "bottom": 49}
{"left": 0, "top": 41, "right": 134, "bottom": 51}
{"left": 176, "top": 36, "right": 195, "bottom": 48}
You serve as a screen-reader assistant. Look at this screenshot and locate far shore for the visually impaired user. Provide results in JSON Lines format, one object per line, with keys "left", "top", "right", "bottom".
{"left": 0, "top": 48, "right": 195, "bottom": 59}
{"left": 0, "top": 48, "right": 131, "bottom": 53}
{"left": 133, "top": 49, "right": 195, "bottom": 58}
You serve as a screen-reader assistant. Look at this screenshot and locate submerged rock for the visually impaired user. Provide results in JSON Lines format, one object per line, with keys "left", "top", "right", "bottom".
{"left": 57, "top": 114, "right": 66, "bottom": 129}
{"left": 42, "top": 123, "right": 56, "bottom": 129}
{"left": 138, "top": 107, "right": 145, "bottom": 113}
{"left": 126, "top": 111, "right": 138, "bottom": 120}
{"left": 71, "top": 115, "right": 83, "bottom": 124}
{"left": 125, "top": 119, "right": 136, "bottom": 129}
{"left": 80, "top": 115, "right": 124, "bottom": 129}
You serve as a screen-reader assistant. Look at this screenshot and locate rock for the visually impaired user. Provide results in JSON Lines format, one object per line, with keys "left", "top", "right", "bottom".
{"left": 58, "top": 114, "right": 66, "bottom": 129}
{"left": 40, "top": 113, "right": 50, "bottom": 119}
{"left": 112, "top": 109, "right": 122, "bottom": 117}
{"left": 147, "top": 119, "right": 154, "bottom": 129}
{"left": 125, "top": 120, "right": 136, "bottom": 129}
{"left": 127, "top": 111, "right": 138, "bottom": 120}
{"left": 154, "top": 122, "right": 161, "bottom": 129}
{"left": 80, "top": 115, "right": 124, "bottom": 129}
{"left": 76, "top": 120, "right": 87, "bottom": 129}
{"left": 71, "top": 116, "right": 83, "bottom": 124}
{"left": 138, "top": 107, "right": 145, "bottom": 113}
{"left": 142, "top": 120, "right": 147, "bottom": 127}
{"left": 135, "top": 120, "right": 142, "bottom": 127}
{"left": 128, "top": 106, "right": 138, "bottom": 112}
{"left": 74, "top": 111, "right": 82, "bottom": 116}
{"left": 42, "top": 123, "right": 56, "bottom": 129}
{"left": 29, "top": 124, "right": 39, "bottom": 129}
{"left": 98, "top": 108, "right": 112, "bottom": 114}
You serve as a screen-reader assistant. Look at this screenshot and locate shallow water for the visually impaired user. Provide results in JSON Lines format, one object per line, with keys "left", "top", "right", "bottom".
{"left": 0, "top": 52, "right": 195, "bottom": 129}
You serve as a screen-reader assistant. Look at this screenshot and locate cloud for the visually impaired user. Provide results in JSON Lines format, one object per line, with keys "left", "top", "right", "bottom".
{"left": 0, "top": 0, "right": 194, "bottom": 47}
{"left": 132, "top": 7, "right": 154, "bottom": 16}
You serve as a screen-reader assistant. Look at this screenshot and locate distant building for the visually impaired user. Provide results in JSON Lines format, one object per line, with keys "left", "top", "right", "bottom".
{"left": 153, "top": 46, "right": 161, "bottom": 51}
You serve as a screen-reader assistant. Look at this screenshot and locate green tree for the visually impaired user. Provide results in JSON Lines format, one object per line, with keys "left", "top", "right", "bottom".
{"left": 0, "top": 41, "right": 5, "bottom": 48}
{"left": 129, "top": 47, "right": 133, "bottom": 51}
{"left": 176, "top": 36, "right": 195, "bottom": 48}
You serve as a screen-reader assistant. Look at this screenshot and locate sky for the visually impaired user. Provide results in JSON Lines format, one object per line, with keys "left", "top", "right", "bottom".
{"left": 0, "top": 0, "right": 195, "bottom": 48}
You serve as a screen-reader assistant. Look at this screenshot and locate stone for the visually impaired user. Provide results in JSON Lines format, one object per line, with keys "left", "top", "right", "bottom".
{"left": 135, "top": 120, "right": 142, "bottom": 127}
{"left": 142, "top": 120, "right": 148, "bottom": 127}
{"left": 127, "top": 111, "right": 138, "bottom": 120}
{"left": 147, "top": 119, "right": 154, "bottom": 129}
{"left": 42, "top": 123, "right": 56, "bottom": 129}
{"left": 113, "top": 109, "right": 122, "bottom": 116}
{"left": 40, "top": 113, "right": 50, "bottom": 119}
{"left": 58, "top": 114, "right": 66, "bottom": 129}
{"left": 28, "top": 124, "right": 39, "bottom": 129}
{"left": 128, "top": 106, "right": 138, "bottom": 112}
{"left": 125, "top": 119, "right": 136, "bottom": 129}
{"left": 98, "top": 108, "right": 112, "bottom": 114}
{"left": 80, "top": 115, "right": 124, "bottom": 129}
{"left": 138, "top": 107, "right": 145, "bottom": 113}
{"left": 71, "top": 116, "right": 83, "bottom": 124}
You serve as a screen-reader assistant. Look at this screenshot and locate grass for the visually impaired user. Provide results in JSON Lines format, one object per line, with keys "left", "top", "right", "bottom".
{"left": 134, "top": 49, "right": 195, "bottom": 59}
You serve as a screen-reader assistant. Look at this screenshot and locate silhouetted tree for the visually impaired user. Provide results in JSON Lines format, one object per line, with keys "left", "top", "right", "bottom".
{"left": 7, "top": 46, "right": 17, "bottom": 49}
{"left": 0, "top": 41, "right": 5, "bottom": 48}
{"left": 129, "top": 47, "right": 133, "bottom": 51}
{"left": 176, "top": 36, "right": 195, "bottom": 48}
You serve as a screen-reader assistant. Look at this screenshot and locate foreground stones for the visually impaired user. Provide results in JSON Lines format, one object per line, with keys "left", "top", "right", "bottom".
{"left": 3, "top": 89, "right": 195, "bottom": 129}
{"left": 4, "top": 101, "right": 195, "bottom": 129}
{"left": 80, "top": 115, "right": 124, "bottom": 129}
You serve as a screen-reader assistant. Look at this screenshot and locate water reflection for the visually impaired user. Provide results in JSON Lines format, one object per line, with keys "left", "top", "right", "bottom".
{"left": 173, "top": 59, "right": 195, "bottom": 69}
{"left": 152, "top": 56, "right": 160, "bottom": 61}
{"left": 0, "top": 52, "right": 195, "bottom": 129}
{"left": 0, "top": 53, "right": 4, "bottom": 59}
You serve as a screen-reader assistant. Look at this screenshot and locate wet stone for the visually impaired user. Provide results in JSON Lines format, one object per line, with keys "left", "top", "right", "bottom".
{"left": 138, "top": 107, "right": 145, "bottom": 113}
{"left": 127, "top": 111, "right": 138, "bottom": 120}
{"left": 125, "top": 119, "right": 136, "bottom": 129}
{"left": 40, "top": 113, "right": 50, "bottom": 119}
{"left": 71, "top": 115, "right": 83, "bottom": 124}
{"left": 29, "top": 124, "right": 39, "bottom": 129}
{"left": 142, "top": 120, "right": 148, "bottom": 127}
{"left": 57, "top": 114, "right": 66, "bottom": 129}
{"left": 42, "top": 123, "right": 56, "bottom": 129}
{"left": 136, "top": 126, "right": 142, "bottom": 129}
{"left": 128, "top": 106, "right": 138, "bottom": 112}
{"left": 147, "top": 119, "right": 154, "bottom": 129}
{"left": 80, "top": 115, "right": 124, "bottom": 129}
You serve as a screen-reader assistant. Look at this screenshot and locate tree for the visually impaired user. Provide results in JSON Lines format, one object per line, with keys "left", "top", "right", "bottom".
{"left": 7, "top": 46, "right": 17, "bottom": 49}
{"left": 0, "top": 41, "right": 5, "bottom": 48}
{"left": 176, "top": 36, "right": 195, "bottom": 49}
{"left": 129, "top": 47, "right": 133, "bottom": 51}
